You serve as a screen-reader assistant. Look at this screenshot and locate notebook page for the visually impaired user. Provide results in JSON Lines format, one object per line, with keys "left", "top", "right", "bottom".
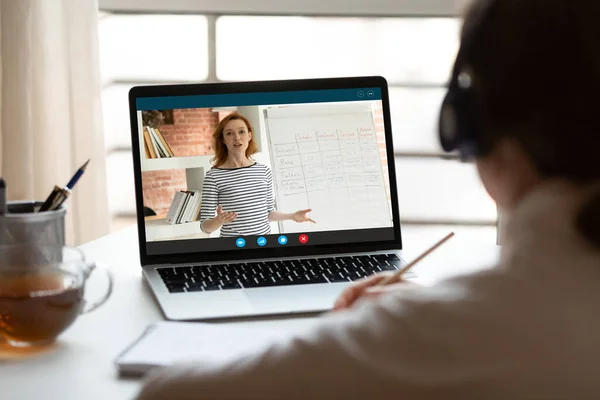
{"left": 116, "top": 321, "right": 286, "bottom": 375}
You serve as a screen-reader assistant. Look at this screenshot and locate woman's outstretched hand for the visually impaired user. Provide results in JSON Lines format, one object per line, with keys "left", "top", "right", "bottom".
{"left": 291, "top": 209, "right": 316, "bottom": 224}
{"left": 214, "top": 204, "right": 237, "bottom": 225}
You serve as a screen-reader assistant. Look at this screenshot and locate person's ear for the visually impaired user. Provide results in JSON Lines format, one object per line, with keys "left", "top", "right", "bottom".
{"left": 476, "top": 137, "right": 540, "bottom": 210}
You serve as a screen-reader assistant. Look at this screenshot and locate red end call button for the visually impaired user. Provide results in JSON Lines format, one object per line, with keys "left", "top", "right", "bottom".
{"left": 298, "top": 234, "right": 309, "bottom": 244}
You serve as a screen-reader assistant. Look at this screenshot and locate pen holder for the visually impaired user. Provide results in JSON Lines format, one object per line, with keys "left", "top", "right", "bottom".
{"left": 0, "top": 201, "right": 66, "bottom": 262}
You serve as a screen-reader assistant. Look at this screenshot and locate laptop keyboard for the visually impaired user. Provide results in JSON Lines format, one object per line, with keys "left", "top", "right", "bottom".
{"left": 157, "top": 254, "right": 404, "bottom": 293}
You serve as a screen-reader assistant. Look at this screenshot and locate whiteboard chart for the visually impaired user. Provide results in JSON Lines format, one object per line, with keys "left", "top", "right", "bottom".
{"left": 265, "top": 103, "right": 393, "bottom": 234}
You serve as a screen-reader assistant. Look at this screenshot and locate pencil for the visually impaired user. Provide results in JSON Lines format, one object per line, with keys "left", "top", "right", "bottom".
{"left": 66, "top": 159, "right": 90, "bottom": 190}
{"left": 377, "top": 232, "right": 455, "bottom": 286}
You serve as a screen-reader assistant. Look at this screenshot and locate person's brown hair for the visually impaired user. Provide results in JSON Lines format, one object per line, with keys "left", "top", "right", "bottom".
{"left": 462, "top": 0, "right": 600, "bottom": 247}
{"left": 211, "top": 112, "right": 258, "bottom": 168}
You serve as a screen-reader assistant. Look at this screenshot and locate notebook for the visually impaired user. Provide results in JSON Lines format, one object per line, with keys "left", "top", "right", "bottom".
{"left": 115, "top": 321, "right": 287, "bottom": 376}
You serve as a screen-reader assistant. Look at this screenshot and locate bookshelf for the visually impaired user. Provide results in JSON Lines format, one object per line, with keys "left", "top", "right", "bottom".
{"left": 142, "top": 155, "right": 212, "bottom": 241}
{"left": 137, "top": 115, "right": 215, "bottom": 240}
{"left": 137, "top": 112, "right": 214, "bottom": 173}
{"left": 142, "top": 157, "right": 210, "bottom": 241}
{"left": 144, "top": 218, "right": 211, "bottom": 242}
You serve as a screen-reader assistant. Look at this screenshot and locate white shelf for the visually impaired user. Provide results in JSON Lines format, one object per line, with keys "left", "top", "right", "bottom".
{"left": 142, "top": 155, "right": 213, "bottom": 172}
{"left": 145, "top": 218, "right": 210, "bottom": 241}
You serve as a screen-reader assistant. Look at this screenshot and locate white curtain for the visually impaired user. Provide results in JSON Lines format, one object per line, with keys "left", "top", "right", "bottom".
{"left": 0, "top": 0, "right": 109, "bottom": 245}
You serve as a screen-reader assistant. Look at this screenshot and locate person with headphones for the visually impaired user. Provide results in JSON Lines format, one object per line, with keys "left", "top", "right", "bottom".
{"left": 137, "top": 0, "right": 600, "bottom": 398}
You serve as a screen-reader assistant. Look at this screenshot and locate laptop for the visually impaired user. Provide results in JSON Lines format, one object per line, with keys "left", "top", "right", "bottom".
{"left": 128, "top": 76, "right": 409, "bottom": 320}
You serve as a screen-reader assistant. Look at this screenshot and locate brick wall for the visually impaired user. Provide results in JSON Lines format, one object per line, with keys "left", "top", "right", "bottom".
{"left": 158, "top": 109, "right": 219, "bottom": 157}
{"left": 143, "top": 109, "right": 219, "bottom": 217}
{"left": 142, "top": 169, "right": 187, "bottom": 217}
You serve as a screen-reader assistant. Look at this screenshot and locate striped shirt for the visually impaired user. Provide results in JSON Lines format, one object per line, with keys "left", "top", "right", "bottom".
{"left": 199, "top": 163, "right": 275, "bottom": 237}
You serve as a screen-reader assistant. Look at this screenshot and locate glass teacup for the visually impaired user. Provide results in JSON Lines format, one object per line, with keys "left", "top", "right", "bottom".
{"left": 0, "top": 245, "right": 113, "bottom": 347}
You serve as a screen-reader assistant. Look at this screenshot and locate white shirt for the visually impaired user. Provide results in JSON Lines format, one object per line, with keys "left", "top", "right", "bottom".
{"left": 137, "top": 181, "right": 600, "bottom": 400}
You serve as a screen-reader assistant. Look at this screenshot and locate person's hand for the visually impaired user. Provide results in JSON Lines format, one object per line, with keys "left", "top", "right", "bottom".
{"left": 214, "top": 204, "right": 237, "bottom": 226}
{"left": 332, "top": 272, "right": 414, "bottom": 311}
{"left": 291, "top": 208, "right": 316, "bottom": 223}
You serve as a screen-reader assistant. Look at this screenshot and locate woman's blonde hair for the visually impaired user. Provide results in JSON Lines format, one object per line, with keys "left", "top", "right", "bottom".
{"left": 211, "top": 112, "right": 258, "bottom": 168}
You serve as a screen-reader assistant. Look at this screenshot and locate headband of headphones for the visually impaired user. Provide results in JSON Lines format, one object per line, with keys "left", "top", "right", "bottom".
{"left": 438, "top": 0, "right": 498, "bottom": 160}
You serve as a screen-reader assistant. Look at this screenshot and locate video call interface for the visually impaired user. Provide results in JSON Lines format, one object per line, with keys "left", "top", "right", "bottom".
{"left": 136, "top": 88, "right": 396, "bottom": 256}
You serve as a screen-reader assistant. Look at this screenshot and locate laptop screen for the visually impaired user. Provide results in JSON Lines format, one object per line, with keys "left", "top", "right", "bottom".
{"left": 130, "top": 78, "right": 401, "bottom": 263}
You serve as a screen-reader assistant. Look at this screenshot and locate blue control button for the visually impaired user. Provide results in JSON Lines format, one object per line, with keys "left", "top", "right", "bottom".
{"left": 235, "top": 238, "right": 246, "bottom": 248}
{"left": 277, "top": 235, "right": 288, "bottom": 245}
{"left": 257, "top": 236, "right": 267, "bottom": 246}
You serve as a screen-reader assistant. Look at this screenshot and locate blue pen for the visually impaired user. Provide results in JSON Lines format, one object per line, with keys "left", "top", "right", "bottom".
{"left": 66, "top": 159, "right": 90, "bottom": 190}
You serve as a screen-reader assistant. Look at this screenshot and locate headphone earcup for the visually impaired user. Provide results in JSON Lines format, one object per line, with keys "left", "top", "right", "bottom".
{"left": 439, "top": 80, "right": 481, "bottom": 161}
{"left": 438, "top": 0, "right": 499, "bottom": 160}
{"left": 439, "top": 92, "right": 459, "bottom": 153}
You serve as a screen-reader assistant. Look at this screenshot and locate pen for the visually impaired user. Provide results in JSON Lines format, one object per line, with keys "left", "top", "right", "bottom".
{"left": 39, "top": 186, "right": 63, "bottom": 212}
{"left": 66, "top": 159, "right": 90, "bottom": 190}
{"left": 377, "top": 232, "right": 455, "bottom": 286}
{"left": 49, "top": 187, "right": 71, "bottom": 211}
{"left": 0, "top": 178, "right": 6, "bottom": 216}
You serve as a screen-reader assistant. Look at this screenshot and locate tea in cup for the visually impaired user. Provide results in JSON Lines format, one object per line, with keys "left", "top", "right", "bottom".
{"left": 0, "top": 245, "right": 112, "bottom": 347}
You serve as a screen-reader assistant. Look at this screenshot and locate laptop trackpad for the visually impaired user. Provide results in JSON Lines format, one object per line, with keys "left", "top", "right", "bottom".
{"left": 245, "top": 283, "right": 350, "bottom": 314}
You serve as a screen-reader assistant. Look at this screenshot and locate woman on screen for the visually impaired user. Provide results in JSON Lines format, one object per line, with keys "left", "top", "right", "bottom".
{"left": 199, "top": 112, "right": 315, "bottom": 237}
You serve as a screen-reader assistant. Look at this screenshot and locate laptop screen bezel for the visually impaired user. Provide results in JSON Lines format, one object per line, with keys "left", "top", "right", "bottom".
{"left": 128, "top": 76, "right": 403, "bottom": 266}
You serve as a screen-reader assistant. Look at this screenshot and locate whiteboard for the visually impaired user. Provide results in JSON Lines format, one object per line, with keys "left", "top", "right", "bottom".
{"left": 265, "top": 103, "right": 393, "bottom": 234}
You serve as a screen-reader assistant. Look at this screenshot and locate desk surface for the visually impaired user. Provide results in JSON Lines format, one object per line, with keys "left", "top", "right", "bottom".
{"left": 0, "top": 226, "right": 500, "bottom": 400}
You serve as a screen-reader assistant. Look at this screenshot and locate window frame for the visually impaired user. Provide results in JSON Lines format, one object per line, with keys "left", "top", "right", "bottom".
{"left": 98, "top": 0, "right": 463, "bottom": 17}
{"left": 98, "top": 6, "right": 496, "bottom": 228}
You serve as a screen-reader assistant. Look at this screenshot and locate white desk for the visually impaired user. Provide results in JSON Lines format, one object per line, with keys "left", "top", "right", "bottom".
{"left": 0, "top": 226, "right": 500, "bottom": 400}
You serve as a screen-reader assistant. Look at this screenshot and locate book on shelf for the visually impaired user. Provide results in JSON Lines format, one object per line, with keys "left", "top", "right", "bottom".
{"left": 154, "top": 127, "right": 175, "bottom": 157}
{"left": 165, "top": 192, "right": 186, "bottom": 224}
{"left": 189, "top": 192, "right": 202, "bottom": 223}
{"left": 183, "top": 191, "right": 201, "bottom": 224}
{"left": 143, "top": 137, "right": 151, "bottom": 159}
{"left": 176, "top": 192, "right": 191, "bottom": 224}
{"left": 143, "top": 128, "right": 157, "bottom": 159}
{"left": 180, "top": 192, "right": 194, "bottom": 224}
{"left": 143, "top": 126, "right": 175, "bottom": 159}
{"left": 165, "top": 190, "right": 201, "bottom": 225}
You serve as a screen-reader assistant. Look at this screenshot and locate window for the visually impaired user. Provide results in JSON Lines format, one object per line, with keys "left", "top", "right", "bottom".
{"left": 215, "top": 17, "right": 459, "bottom": 85}
{"left": 99, "top": 15, "right": 209, "bottom": 84}
{"left": 98, "top": 6, "right": 497, "bottom": 244}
